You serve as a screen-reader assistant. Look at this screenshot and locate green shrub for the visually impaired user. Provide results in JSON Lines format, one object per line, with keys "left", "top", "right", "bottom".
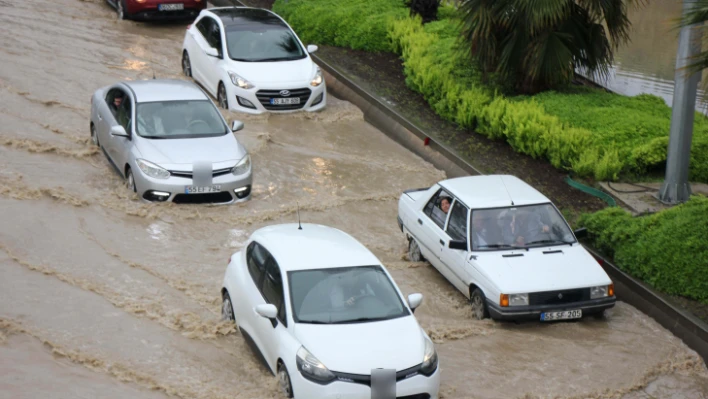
{"left": 274, "top": 0, "right": 708, "bottom": 182}
{"left": 579, "top": 196, "right": 708, "bottom": 302}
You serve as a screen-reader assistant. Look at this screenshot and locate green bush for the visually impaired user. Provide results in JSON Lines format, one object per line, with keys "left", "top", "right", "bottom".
{"left": 273, "top": 0, "right": 708, "bottom": 182}
{"left": 579, "top": 196, "right": 708, "bottom": 302}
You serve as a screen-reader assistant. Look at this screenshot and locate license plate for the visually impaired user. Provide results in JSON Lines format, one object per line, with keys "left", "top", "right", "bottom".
{"left": 158, "top": 3, "right": 184, "bottom": 11}
{"left": 541, "top": 309, "right": 582, "bottom": 321}
{"left": 184, "top": 185, "right": 221, "bottom": 194}
{"left": 271, "top": 97, "right": 300, "bottom": 105}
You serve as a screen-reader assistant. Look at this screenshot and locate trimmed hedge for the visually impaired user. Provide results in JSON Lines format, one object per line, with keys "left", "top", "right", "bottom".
{"left": 579, "top": 196, "right": 708, "bottom": 302}
{"left": 274, "top": 0, "right": 708, "bottom": 182}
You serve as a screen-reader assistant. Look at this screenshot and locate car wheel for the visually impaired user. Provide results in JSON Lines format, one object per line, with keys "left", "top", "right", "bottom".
{"left": 90, "top": 124, "right": 99, "bottom": 147}
{"left": 182, "top": 51, "right": 192, "bottom": 77}
{"left": 221, "top": 291, "right": 236, "bottom": 323}
{"left": 217, "top": 82, "right": 228, "bottom": 110}
{"left": 126, "top": 168, "right": 136, "bottom": 193}
{"left": 408, "top": 238, "right": 424, "bottom": 262}
{"left": 277, "top": 362, "right": 294, "bottom": 398}
{"left": 470, "top": 288, "right": 489, "bottom": 320}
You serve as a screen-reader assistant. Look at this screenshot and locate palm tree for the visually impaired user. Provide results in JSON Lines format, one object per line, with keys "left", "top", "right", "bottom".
{"left": 676, "top": 0, "right": 708, "bottom": 75}
{"left": 459, "top": 0, "right": 644, "bottom": 94}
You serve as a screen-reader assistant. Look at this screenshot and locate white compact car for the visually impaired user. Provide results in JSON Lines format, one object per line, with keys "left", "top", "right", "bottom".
{"left": 397, "top": 175, "right": 616, "bottom": 322}
{"left": 221, "top": 223, "right": 440, "bottom": 399}
{"left": 182, "top": 7, "right": 326, "bottom": 114}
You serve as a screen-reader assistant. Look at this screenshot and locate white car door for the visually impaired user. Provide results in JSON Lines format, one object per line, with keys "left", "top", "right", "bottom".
{"left": 190, "top": 17, "right": 217, "bottom": 93}
{"left": 418, "top": 189, "right": 457, "bottom": 283}
{"left": 258, "top": 256, "right": 289, "bottom": 371}
{"left": 202, "top": 18, "right": 228, "bottom": 95}
{"left": 439, "top": 199, "right": 473, "bottom": 295}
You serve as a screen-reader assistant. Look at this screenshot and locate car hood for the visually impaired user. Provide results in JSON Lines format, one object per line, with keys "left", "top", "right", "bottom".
{"left": 230, "top": 57, "right": 314, "bottom": 86}
{"left": 472, "top": 245, "right": 612, "bottom": 293}
{"left": 136, "top": 134, "right": 246, "bottom": 170}
{"left": 293, "top": 316, "right": 425, "bottom": 375}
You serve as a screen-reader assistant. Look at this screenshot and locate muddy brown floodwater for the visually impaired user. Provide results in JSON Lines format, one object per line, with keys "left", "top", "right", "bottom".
{"left": 1, "top": 0, "right": 708, "bottom": 398}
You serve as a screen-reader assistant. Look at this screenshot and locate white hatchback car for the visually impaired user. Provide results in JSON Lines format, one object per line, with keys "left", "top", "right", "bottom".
{"left": 397, "top": 175, "right": 616, "bottom": 322}
{"left": 182, "top": 7, "right": 326, "bottom": 114}
{"left": 221, "top": 223, "right": 440, "bottom": 399}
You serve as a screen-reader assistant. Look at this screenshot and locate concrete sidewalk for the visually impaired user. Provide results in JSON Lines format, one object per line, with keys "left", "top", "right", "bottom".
{"left": 599, "top": 181, "right": 708, "bottom": 214}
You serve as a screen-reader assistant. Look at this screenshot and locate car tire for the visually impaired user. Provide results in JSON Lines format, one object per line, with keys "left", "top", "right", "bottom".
{"left": 408, "top": 238, "right": 424, "bottom": 262}
{"left": 221, "top": 291, "right": 236, "bottom": 323}
{"left": 126, "top": 167, "right": 136, "bottom": 193}
{"left": 90, "top": 123, "right": 99, "bottom": 147}
{"left": 470, "top": 288, "right": 489, "bottom": 320}
{"left": 277, "top": 362, "right": 294, "bottom": 398}
{"left": 217, "top": 82, "right": 228, "bottom": 110}
{"left": 182, "top": 51, "right": 192, "bottom": 78}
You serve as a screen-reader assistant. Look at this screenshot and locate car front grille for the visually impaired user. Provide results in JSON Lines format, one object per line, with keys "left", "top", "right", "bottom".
{"left": 256, "top": 88, "right": 311, "bottom": 111}
{"left": 529, "top": 288, "right": 590, "bottom": 306}
{"left": 169, "top": 167, "right": 233, "bottom": 179}
{"left": 331, "top": 364, "right": 422, "bottom": 387}
{"left": 172, "top": 192, "right": 233, "bottom": 204}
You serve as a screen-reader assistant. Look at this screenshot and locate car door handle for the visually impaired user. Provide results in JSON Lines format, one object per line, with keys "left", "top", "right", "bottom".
{"left": 417, "top": 219, "right": 423, "bottom": 225}
{"left": 439, "top": 239, "right": 445, "bottom": 246}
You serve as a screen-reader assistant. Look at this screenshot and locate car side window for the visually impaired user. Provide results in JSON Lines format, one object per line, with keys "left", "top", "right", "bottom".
{"left": 246, "top": 242, "right": 268, "bottom": 289}
{"left": 196, "top": 18, "right": 210, "bottom": 39}
{"left": 446, "top": 199, "right": 468, "bottom": 241}
{"left": 205, "top": 18, "right": 222, "bottom": 53}
{"left": 423, "top": 188, "right": 451, "bottom": 230}
{"left": 262, "top": 257, "right": 287, "bottom": 326}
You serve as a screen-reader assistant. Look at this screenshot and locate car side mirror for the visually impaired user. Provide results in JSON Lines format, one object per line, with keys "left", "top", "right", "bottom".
{"left": 110, "top": 125, "right": 129, "bottom": 137}
{"left": 255, "top": 304, "right": 277, "bottom": 319}
{"left": 307, "top": 44, "right": 318, "bottom": 54}
{"left": 449, "top": 240, "right": 468, "bottom": 251}
{"left": 205, "top": 46, "right": 220, "bottom": 58}
{"left": 574, "top": 227, "right": 588, "bottom": 239}
{"left": 231, "top": 120, "right": 244, "bottom": 132}
{"left": 407, "top": 293, "right": 423, "bottom": 313}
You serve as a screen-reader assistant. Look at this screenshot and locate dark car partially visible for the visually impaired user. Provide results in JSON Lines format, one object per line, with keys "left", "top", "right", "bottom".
{"left": 106, "top": 0, "right": 207, "bottom": 21}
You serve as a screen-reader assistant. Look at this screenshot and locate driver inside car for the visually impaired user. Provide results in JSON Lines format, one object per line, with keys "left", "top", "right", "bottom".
{"left": 504, "top": 210, "right": 550, "bottom": 246}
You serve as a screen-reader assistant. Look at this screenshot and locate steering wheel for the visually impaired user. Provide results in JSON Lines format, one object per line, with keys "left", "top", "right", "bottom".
{"left": 187, "top": 119, "right": 210, "bottom": 132}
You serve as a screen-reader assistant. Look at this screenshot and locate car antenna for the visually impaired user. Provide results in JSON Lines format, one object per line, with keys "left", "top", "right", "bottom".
{"left": 297, "top": 202, "right": 302, "bottom": 230}
{"left": 499, "top": 176, "right": 514, "bottom": 206}
{"left": 152, "top": 70, "right": 156, "bottom": 80}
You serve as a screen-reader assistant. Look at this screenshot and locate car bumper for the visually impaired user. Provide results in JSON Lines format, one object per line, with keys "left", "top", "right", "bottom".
{"left": 226, "top": 82, "right": 327, "bottom": 115}
{"left": 290, "top": 367, "right": 440, "bottom": 399}
{"left": 127, "top": 6, "right": 204, "bottom": 20}
{"left": 487, "top": 296, "right": 616, "bottom": 321}
{"left": 133, "top": 167, "right": 252, "bottom": 205}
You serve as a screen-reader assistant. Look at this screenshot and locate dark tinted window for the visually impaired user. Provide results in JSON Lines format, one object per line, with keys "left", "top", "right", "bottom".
{"left": 262, "top": 258, "right": 287, "bottom": 325}
{"left": 423, "top": 188, "right": 452, "bottom": 229}
{"left": 247, "top": 242, "right": 268, "bottom": 289}
{"left": 196, "top": 18, "right": 210, "bottom": 38}
{"left": 446, "top": 200, "right": 468, "bottom": 241}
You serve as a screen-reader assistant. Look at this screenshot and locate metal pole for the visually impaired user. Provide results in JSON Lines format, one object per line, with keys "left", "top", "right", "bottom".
{"left": 658, "top": 0, "right": 703, "bottom": 204}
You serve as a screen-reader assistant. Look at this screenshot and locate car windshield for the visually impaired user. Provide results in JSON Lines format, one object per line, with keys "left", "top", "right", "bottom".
{"left": 288, "top": 265, "right": 410, "bottom": 324}
{"left": 225, "top": 25, "right": 306, "bottom": 62}
{"left": 135, "top": 100, "right": 228, "bottom": 139}
{"left": 470, "top": 203, "right": 576, "bottom": 251}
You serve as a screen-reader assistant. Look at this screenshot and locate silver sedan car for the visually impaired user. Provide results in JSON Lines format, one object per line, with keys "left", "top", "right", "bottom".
{"left": 89, "top": 79, "right": 252, "bottom": 204}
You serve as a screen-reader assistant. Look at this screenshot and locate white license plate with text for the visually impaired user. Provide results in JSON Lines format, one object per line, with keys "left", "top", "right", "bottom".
{"left": 159, "top": 3, "right": 184, "bottom": 11}
{"left": 185, "top": 185, "right": 221, "bottom": 194}
{"left": 271, "top": 97, "right": 300, "bottom": 105}
{"left": 541, "top": 309, "right": 582, "bottom": 321}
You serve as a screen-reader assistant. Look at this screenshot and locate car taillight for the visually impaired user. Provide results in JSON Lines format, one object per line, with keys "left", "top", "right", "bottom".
{"left": 187, "top": 24, "right": 191, "bottom": 30}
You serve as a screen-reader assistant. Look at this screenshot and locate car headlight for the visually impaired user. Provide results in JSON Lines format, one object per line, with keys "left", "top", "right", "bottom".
{"left": 310, "top": 66, "right": 323, "bottom": 87}
{"left": 296, "top": 346, "right": 335, "bottom": 384}
{"left": 136, "top": 159, "right": 170, "bottom": 179}
{"left": 231, "top": 154, "right": 250, "bottom": 176}
{"left": 228, "top": 71, "right": 254, "bottom": 89}
{"left": 591, "top": 285, "right": 613, "bottom": 299}
{"left": 509, "top": 293, "right": 529, "bottom": 306}
{"left": 420, "top": 336, "right": 438, "bottom": 376}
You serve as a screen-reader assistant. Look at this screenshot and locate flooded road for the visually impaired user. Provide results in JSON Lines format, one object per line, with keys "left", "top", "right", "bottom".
{"left": 1, "top": 0, "right": 708, "bottom": 398}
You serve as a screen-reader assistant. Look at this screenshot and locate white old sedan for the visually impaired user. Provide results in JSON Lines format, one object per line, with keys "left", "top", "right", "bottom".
{"left": 221, "top": 223, "right": 440, "bottom": 399}
{"left": 397, "top": 175, "right": 616, "bottom": 322}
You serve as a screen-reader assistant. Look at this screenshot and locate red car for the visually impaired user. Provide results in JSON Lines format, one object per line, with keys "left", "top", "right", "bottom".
{"left": 106, "top": 0, "right": 207, "bottom": 21}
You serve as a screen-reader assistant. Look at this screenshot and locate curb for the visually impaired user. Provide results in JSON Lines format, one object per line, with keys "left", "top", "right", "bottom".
{"left": 209, "top": 0, "right": 708, "bottom": 364}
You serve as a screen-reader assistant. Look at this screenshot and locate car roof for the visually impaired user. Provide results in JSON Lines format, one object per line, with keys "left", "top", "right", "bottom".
{"left": 250, "top": 223, "right": 382, "bottom": 272}
{"left": 122, "top": 79, "right": 208, "bottom": 103}
{"left": 438, "top": 175, "right": 550, "bottom": 209}
{"left": 207, "top": 7, "right": 286, "bottom": 28}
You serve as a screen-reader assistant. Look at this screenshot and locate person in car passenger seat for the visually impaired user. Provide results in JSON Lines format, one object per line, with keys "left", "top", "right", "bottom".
{"left": 110, "top": 93, "right": 123, "bottom": 116}
{"left": 440, "top": 197, "right": 451, "bottom": 214}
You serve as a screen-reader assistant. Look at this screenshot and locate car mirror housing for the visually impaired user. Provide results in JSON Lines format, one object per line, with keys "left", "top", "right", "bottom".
{"left": 449, "top": 240, "right": 468, "bottom": 251}
{"left": 574, "top": 227, "right": 588, "bottom": 239}
{"left": 255, "top": 304, "right": 278, "bottom": 319}
{"left": 110, "top": 125, "right": 129, "bottom": 137}
{"left": 407, "top": 293, "right": 423, "bottom": 312}
{"left": 307, "top": 44, "right": 318, "bottom": 54}
{"left": 231, "top": 120, "right": 245, "bottom": 132}
{"left": 205, "top": 46, "right": 220, "bottom": 58}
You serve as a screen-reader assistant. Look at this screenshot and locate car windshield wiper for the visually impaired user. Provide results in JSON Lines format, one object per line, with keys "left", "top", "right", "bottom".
{"left": 525, "top": 239, "right": 574, "bottom": 247}
{"left": 476, "top": 244, "right": 522, "bottom": 250}
{"left": 330, "top": 316, "right": 392, "bottom": 325}
{"left": 252, "top": 56, "right": 302, "bottom": 62}
{"left": 140, "top": 135, "right": 169, "bottom": 139}
{"left": 297, "top": 320, "right": 333, "bottom": 324}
